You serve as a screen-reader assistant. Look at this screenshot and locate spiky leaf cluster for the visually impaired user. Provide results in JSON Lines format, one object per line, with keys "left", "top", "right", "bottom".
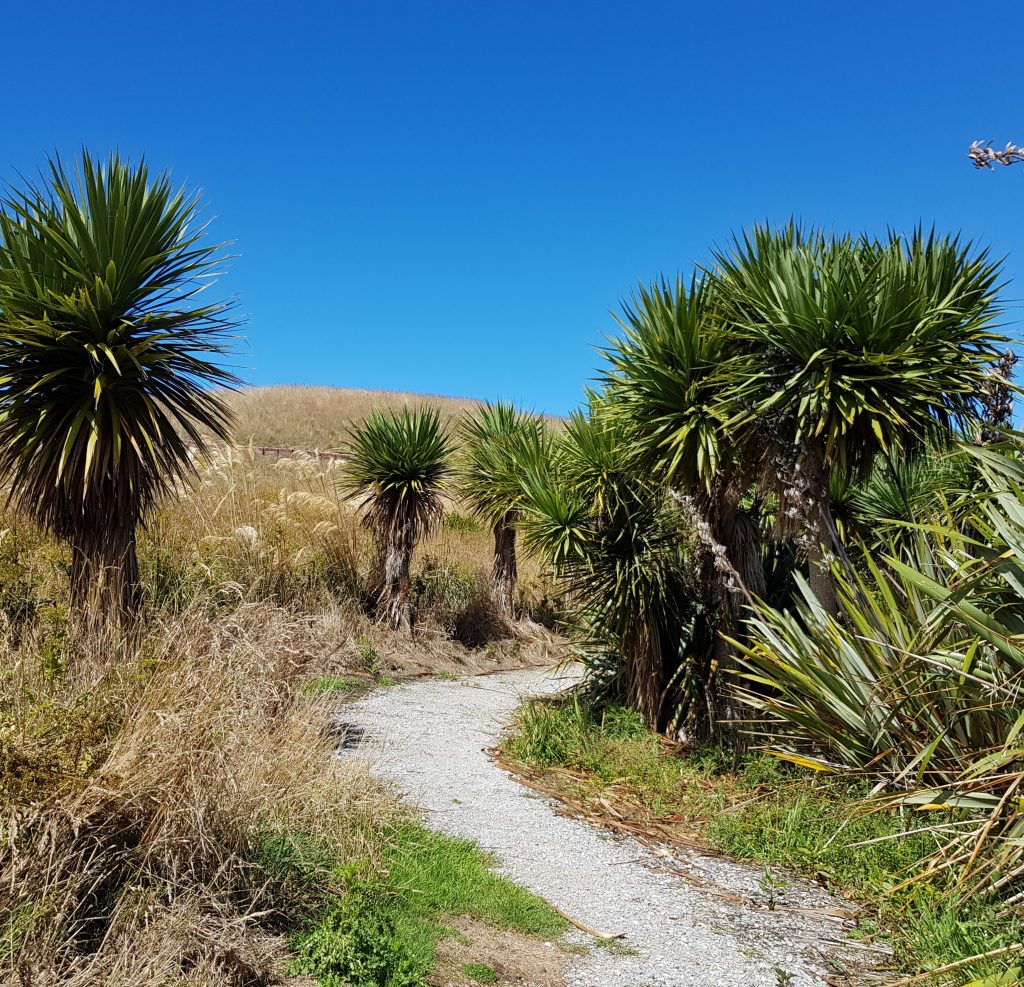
{"left": 457, "top": 402, "right": 549, "bottom": 528}
{"left": 342, "top": 406, "right": 454, "bottom": 543}
{"left": 0, "top": 151, "right": 239, "bottom": 545}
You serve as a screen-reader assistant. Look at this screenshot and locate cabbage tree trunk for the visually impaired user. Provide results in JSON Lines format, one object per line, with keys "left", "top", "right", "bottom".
{"left": 492, "top": 517, "right": 518, "bottom": 616}
{"left": 377, "top": 529, "right": 413, "bottom": 630}
{"left": 68, "top": 514, "right": 142, "bottom": 625}
{"left": 625, "top": 621, "right": 663, "bottom": 728}
{"left": 801, "top": 451, "right": 840, "bottom": 615}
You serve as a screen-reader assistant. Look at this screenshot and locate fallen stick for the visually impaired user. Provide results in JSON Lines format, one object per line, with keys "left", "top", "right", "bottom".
{"left": 549, "top": 904, "right": 623, "bottom": 940}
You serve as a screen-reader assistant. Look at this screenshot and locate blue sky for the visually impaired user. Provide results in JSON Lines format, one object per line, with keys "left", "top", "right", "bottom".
{"left": 4, "top": 1, "right": 1023, "bottom": 414}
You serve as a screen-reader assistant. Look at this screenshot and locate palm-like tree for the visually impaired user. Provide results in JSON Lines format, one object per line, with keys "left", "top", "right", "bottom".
{"left": 519, "top": 406, "right": 701, "bottom": 732}
{"left": 0, "top": 151, "right": 238, "bottom": 620}
{"left": 601, "top": 276, "right": 763, "bottom": 732}
{"left": 457, "top": 402, "right": 548, "bottom": 615}
{"left": 713, "top": 224, "right": 1007, "bottom": 610}
{"left": 342, "top": 407, "right": 454, "bottom": 629}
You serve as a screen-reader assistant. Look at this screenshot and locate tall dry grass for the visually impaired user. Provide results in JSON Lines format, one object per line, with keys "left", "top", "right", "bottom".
{"left": 144, "top": 444, "right": 559, "bottom": 653}
{"left": 219, "top": 385, "right": 485, "bottom": 451}
{"left": 1, "top": 602, "right": 398, "bottom": 985}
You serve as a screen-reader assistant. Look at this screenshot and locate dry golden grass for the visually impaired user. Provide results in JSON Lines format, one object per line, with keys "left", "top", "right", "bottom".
{"left": 0, "top": 602, "right": 399, "bottom": 985}
{"left": 146, "top": 444, "right": 558, "bottom": 654}
{"left": 220, "top": 385, "right": 486, "bottom": 450}
{"left": 0, "top": 391, "right": 564, "bottom": 984}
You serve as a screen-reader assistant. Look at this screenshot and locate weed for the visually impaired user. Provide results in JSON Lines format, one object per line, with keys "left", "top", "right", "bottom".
{"left": 292, "top": 822, "right": 566, "bottom": 987}
{"left": 758, "top": 866, "right": 789, "bottom": 911}
{"left": 444, "top": 512, "right": 481, "bottom": 533}
{"left": 461, "top": 961, "right": 498, "bottom": 983}
{"left": 356, "top": 636, "right": 381, "bottom": 674}
{"left": 305, "top": 675, "right": 359, "bottom": 693}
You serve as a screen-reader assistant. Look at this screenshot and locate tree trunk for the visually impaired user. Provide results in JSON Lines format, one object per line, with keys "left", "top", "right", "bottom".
{"left": 801, "top": 450, "right": 840, "bottom": 615}
{"left": 492, "top": 518, "right": 518, "bottom": 617}
{"left": 626, "top": 620, "right": 663, "bottom": 729}
{"left": 671, "top": 479, "right": 764, "bottom": 744}
{"left": 68, "top": 519, "right": 141, "bottom": 627}
{"left": 377, "top": 532, "right": 413, "bottom": 631}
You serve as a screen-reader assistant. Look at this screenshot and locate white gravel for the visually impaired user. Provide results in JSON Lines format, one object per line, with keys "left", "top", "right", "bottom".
{"left": 336, "top": 665, "right": 862, "bottom": 987}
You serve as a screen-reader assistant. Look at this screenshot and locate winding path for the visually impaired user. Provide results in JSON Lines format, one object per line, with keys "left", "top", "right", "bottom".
{"left": 337, "top": 666, "right": 861, "bottom": 987}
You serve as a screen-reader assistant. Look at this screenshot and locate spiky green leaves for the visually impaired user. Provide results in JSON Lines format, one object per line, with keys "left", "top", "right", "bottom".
{"left": 737, "top": 446, "right": 1024, "bottom": 891}
{"left": 713, "top": 224, "right": 1009, "bottom": 477}
{"left": 457, "top": 402, "right": 549, "bottom": 529}
{"left": 342, "top": 406, "right": 454, "bottom": 544}
{"left": 0, "top": 151, "right": 238, "bottom": 607}
{"left": 602, "top": 275, "right": 733, "bottom": 491}
{"left": 518, "top": 409, "right": 699, "bottom": 725}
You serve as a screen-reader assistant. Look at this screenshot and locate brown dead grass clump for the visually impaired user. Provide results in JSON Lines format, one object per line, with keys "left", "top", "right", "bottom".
{"left": 0, "top": 604, "right": 398, "bottom": 986}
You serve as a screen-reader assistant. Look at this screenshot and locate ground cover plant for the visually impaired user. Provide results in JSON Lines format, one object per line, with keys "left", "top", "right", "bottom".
{"left": 291, "top": 823, "right": 566, "bottom": 987}
{"left": 500, "top": 695, "right": 1024, "bottom": 984}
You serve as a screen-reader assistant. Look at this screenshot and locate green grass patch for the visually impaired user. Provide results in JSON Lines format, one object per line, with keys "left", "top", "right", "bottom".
{"left": 501, "top": 695, "right": 1024, "bottom": 985}
{"left": 290, "top": 821, "right": 566, "bottom": 987}
{"left": 461, "top": 962, "right": 498, "bottom": 983}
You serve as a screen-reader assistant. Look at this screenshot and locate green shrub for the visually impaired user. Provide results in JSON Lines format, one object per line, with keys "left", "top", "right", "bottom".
{"left": 292, "top": 823, "right": 565, "bottom": 987}
{"left": 443, "top": 512, "right": 481, "bottom": 533}
{"left": 291, "top": 884, "right": 422, "bottom": 987}
{"left": 462, "top": 962, "right": 498, "bottom": 984}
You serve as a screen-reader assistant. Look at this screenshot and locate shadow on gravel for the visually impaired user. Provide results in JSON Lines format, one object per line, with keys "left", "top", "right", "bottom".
{"left": 328, "top": 718, "right": 368, "bottom": 752}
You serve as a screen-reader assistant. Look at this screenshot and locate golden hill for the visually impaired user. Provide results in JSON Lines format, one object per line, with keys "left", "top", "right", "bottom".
{"left": 221, "top": 385, "right": 486, "bottom": 450}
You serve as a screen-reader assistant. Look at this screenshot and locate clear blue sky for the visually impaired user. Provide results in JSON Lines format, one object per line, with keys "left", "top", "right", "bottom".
{"left": 4, "top": 1, "right": 1023, "bottom": 415}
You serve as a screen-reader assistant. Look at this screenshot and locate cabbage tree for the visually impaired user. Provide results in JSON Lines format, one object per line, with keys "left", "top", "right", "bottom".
{"left": 457, "top": 402, "right": 549, "bottom": 615}
{"left": 0, "top": 151, "right": 238, "bottom": 621}
{"left": 342, "top": 407, "right": 453, "bottom": 629}
{"left": 713, "top": 225, "right": 1007, "bottom": 610}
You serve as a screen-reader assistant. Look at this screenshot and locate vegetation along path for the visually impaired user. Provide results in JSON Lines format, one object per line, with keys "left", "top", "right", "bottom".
{"left": 338, "top": 667, "right": 862, "bottom": 987}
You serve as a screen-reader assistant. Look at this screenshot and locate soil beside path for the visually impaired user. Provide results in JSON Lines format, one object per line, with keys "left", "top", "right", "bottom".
{"left": 337, "top": 665, "right": 863, "bottom": 987}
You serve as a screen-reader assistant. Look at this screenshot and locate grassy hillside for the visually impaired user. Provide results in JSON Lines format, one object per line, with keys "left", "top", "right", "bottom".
{"left": 222, "top": 385, "right": 487, "bottom": 450}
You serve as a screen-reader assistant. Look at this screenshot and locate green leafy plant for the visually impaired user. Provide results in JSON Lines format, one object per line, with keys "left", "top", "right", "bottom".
{"left": 0, "top": 151, "right": 238, "bottom": 621}
{"left": 737, "top": 444, "right": 1024, "bottom": 901}
{"left": 342, "top": 408, "right": 454, "bottom": 629}
{"left": 461, "top": 962, "right": 498, "bottom": 984}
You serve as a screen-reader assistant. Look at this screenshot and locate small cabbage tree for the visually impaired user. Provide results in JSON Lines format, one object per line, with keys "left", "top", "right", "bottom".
{"left": 458, "top": 402, "right": 548, "bottom": 615}
{"left": 519, "top": 407, "right": 702, "bottom": 733}
{"left": 601, "top": 275, "right": 764, "bottom": 695}
{"left": 0, "top": 151, "right": 238, "bottom": 621}
{"left": 342, "top": 407, "right": 453, "bottom": 629}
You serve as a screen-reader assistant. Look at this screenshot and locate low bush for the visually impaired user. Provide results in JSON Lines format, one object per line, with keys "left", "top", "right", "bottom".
{"left": 291, "top": 822, "right": 566, "bottom": 987}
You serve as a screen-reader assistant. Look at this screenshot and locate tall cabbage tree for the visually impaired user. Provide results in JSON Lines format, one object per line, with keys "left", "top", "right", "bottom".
{"left": 713, "top": 224, "right": 1007, "bottom": 610}
{"left": 342, "top": 407, "right": 453, "bottom": 629}
{"left": 0, "top": 151, "right": 238, "bottom": 620}
{"left": 457, "top": 402, "right": 548, "bottom": 615}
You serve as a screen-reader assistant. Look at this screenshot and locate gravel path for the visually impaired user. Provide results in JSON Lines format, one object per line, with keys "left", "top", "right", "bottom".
{"left": 337, "top": 666, "right": 861, "bottom": 987}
